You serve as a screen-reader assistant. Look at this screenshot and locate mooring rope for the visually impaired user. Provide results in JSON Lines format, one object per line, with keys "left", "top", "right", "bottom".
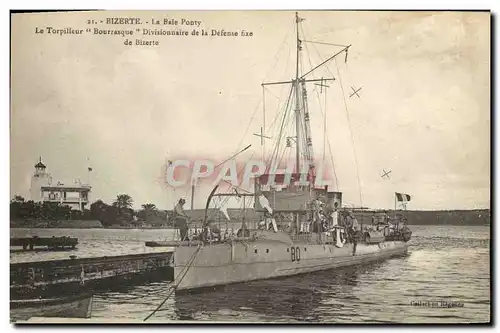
{"left": 143, "top": 244, "right": 202, "bottom": 321}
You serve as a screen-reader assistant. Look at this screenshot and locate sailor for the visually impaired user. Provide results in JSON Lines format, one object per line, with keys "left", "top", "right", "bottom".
{"left": 237, "top": 225, "right": 251, "bottom": 237}
{"left": 319, "top": 212, "right": 328, "bottom": 232}
{"left": 344, "top": 210, "right": 353, "bottom": 229}
{"left": 258, "top": 220, "right": 266, "bottom": 230}
{"left": 309, "top": 197, "right": 322, "bottom": 232}
{"left": 352, "top": 216, "right": 360, "bottom": 233}
{"left": 330, "top": 202, "right": 345, "bottom": 246}
{"left": 275, "top": 213, "right": 285, "bottom": 231}
{"left": 205, "top": 219, "right": 221, "bottom": 241}
{"left": 289, "top": 214, "right": 299, "bottom": 235}
{"left": 265, "top": 213, "right": 278, "bottom": 232}
{"left": 312, "top": 197, "right": 324, "bottom": 220}
{"left": 174, "top": 198, "right": 189, "bottom": 241}
{"left": 344, "top": 210, "right": 359, "bottom": 242}
{"left": 344, "top": 210, "right": 361, "bottom": 254}
{"left": 400, "top": 215, "right": 408, "bottom": 231}
{"left": 331, "top": 202, "right": 339, "bottom": 227}
{"left": 387, "top": 217, "right": 395, "bottom": 236}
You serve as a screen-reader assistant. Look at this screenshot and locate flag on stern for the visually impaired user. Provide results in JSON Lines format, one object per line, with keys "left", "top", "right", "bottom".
{"left": 395, "top": 192, "right": 411, "bottom": 202}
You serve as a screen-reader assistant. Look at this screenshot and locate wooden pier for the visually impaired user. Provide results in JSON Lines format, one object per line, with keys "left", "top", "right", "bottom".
{"left": 11, "top": 236, "right": 78, "bottom": 251}
{"left": 11, "top": 251, "right": 174, "bottom": 299}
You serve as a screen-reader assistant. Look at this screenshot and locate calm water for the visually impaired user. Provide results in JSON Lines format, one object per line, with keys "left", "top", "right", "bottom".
{"left": 10, "top": 225, "right": 490, "bottom": 323}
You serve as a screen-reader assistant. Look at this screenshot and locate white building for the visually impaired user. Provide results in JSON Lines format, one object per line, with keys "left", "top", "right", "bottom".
{"left": 29, "top": 158, "right": 91, "bottom": 211}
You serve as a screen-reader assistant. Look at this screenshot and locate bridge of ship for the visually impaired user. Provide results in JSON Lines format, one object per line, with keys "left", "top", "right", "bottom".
{"left": 253, "top": 173, "right": 342, "bottom": 213}
{"left": 196, "top": 173, "right": 344, "bottom": 242}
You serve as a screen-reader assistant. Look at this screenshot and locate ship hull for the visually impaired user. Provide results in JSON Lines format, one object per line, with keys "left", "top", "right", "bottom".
{"left": 173, "top": 238, "right": 409, "bottom": 291}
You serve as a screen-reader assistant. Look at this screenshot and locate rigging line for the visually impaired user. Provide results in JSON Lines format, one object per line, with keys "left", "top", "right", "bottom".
{"left": 275, "top": 126, "right": 291, "bottom": 168}
{"left": 264, "top": 36, "right": 293, "bottom": 140}
{"left": 218, "top": 171, "right": 255, "bottom": 208}
{"left": 263, "top": 24, "right": 294, "bottom": 83}
{"left": 327, "top": 133, "right": 339, "bottom": 190}
{"left": 267, "top": 107, "right": 285, "bottom": 168}
{"left": 303, "top": 40, "right": 349, "bottom": 48}
{"left": 216, "top": 25, "right": 293, "bottom": 208}
{"left": 301, "top": 45, "right": 350, "bottom": 80}
{"left": 262, "top": 27, "right": 293, "bottom": 138}
{"left": 267, "top": 90, "right": 291, "bottom": 138}
{"left": 301, "top": 25, "right": 320, "bottom": 82}
{"left": 334, "top": 57, "right": 363, "bottom": 207}
{"left": 263, "top": 41, "right": 290, "bottom": 130}
{"left": 302, "top": 31, "right": 339, "bottom": 189}
{"left": 281, "top": 100, "right": 297, "bottom": 167}
{"left": 279, "top": 146, "right": 292, "bottom": 172}
{"left": 264, "top": 86, "right": 288, "bottom": 136}
{"left": 297, "top": 104, "right": 307, "bottom": 166}
{"left": 266, "top": 104, "right": 285, "bottom": 135}
{"left": 216, "top": 144, "right": 252, "bottom": 170}
{"left": 262, "top": 87, "right": 266, "bottom": 164}
{"left": 266, "top": 85, "right": 293, "bottom": 171}
{"left": 262, "top": 87, "right": 285, "bottom": 101}
{"left": 277, "top": 32, "right": 293, "bottom": 104}
{"left": 273, "top": 131, "right": 290, "bottom": 172}
{"left": 220, "top": 152, "right": 255, "bottom": 207}
{"left": 304, "top": 33, "right": 341, "bottom": 190}
{"left": 189, "top": 146, "right": 255, "bottom": 232}
{"left": 273, "top": 106, "right": 294, "bottom": 169}
{"left": 322, "top": 85, "right": 327, "bottom": 175}
{"left": 234, "top": 99, "right": 262, "bottom": 155}
{"left": 143, "top": 248, "right": 200, "bottom": 319}
{"left": 301, "top": 25, "right": 325, "bottom": 167}
{"left": 221, "top": 179, "right": 253, "bottom": 194}
{"left": 300, "top": 27, "right": 324, "bottom": 165}
{"left": 214, "top": 151, "right": 257, "bottom": 209}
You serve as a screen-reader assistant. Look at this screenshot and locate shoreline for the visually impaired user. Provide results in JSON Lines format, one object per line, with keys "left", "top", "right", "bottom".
{"left": 9, "top": 223, "right": 491, "bottom": 230}
{"left": 10, "top": 208, "right": 491, "bottom": 229}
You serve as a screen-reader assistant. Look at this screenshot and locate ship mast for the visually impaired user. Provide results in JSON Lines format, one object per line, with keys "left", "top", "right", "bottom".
{"left": 261, "top": 12, "right": 346, "bottom": 184}
{"left": 294, "top": 12, "right": 301, "bottom": 175}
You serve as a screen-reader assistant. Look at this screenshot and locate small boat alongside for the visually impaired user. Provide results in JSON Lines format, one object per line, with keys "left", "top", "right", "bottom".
{"left": 10, "top": 294, "right": 93, "bottom": 322}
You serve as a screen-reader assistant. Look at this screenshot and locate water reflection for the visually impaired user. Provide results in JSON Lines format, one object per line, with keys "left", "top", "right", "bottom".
{"left": 32, "top": 225, "right": 489, "bottom": 323}
{"left": 173, "top": 264, "right": 383, "bottom": 322}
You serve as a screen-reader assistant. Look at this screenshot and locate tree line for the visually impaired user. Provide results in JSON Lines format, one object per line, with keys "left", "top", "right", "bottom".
{"left": 11, "top": 194, "right": 490, "bottom": 227}
{"left": 10, "top": 194, "right": 173, "bottom": 227}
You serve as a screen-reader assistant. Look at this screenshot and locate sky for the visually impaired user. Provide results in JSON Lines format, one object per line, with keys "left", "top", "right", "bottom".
{"left": 10, "top": 11, "right": 490, "bottom": 210}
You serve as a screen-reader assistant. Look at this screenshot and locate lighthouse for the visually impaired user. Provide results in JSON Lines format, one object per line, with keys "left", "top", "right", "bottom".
{"left": 29, "top": 157, "right": 50, "bottom": 202}
{"left": 29, "top": 157, "right": 92, "bottom": 211}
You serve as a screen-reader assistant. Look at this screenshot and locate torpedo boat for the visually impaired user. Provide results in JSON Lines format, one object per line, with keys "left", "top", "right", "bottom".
{"left": 170, "top": 12, "right": 412, "bottom": 292}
